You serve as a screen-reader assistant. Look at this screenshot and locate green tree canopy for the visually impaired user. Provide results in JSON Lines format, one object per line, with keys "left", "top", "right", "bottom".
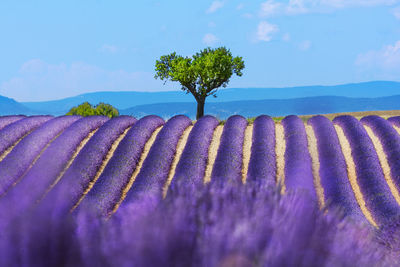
{"left": 154, "top": 46, "right": 245, "bottom": 119}
{"left": 66, "top": 102, "right": 119, "bottom": 118}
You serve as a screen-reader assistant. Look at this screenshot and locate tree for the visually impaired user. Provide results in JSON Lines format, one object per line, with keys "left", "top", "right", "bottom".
{"left": 95, "top": 103, "right": 119, "bottom": 118}
{"left": 154, "top": 47, "right": 245, "bottom": 119}
{"left": 66, "top": 102, "right": 119, "bottom": 118}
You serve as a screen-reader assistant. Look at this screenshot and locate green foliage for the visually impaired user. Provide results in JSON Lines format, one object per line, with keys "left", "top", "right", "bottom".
{"left": 155, "top": 47, "right": 245, "bottom": 119}
{"left": 95, "top": 103, "right": 119, "bottom": 118}
{"left": 272, "top": 116, "right": 285, "bottom": 123}
{"left": 247, "top": 117, "right": 256, "bottom": 124}
{"left": 66, "top": 102, "right": 119, "bottom": 118}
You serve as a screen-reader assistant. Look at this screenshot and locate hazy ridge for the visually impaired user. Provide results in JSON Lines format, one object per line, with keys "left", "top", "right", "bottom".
{"left": 1, "top": 81, "right": 400, "bottom": 117}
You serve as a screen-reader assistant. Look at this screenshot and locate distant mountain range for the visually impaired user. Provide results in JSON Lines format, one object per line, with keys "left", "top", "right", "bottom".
{"left": 119, "top": 95, "right": 400, "bottom": 119}
{"left": 19, "top": 81, "right": 400, "bottom": 114}
{"left": 0, "top": 95, "right": 35, "bottom": 115}
{"left": 1, "top": 81, "right": 400, "bottom": 118}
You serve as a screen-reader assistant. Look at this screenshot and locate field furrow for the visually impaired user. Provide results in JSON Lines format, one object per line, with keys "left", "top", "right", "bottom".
{"left": 281, "top": 115, "right": 316, "bottom": 199}
{"left": 163, "top": 125, "right": 193, "bottom": 197}
{"left": 1, "top": 114, "right": 400, "bottom": 228}
{"left": 204, "top": 125, "right": 224, "bottom": 184}
{"left": 0, "top": 115, "right": 25, "bottom": 131}
{"left": 0, "top": 116, "right": 109, "bottom": 214}
{"left": 168, "top": 115, "right": 219, "bottom": 197}
{"left": 40, "top": 116, "right": 136, "bottom": 214}
{"left": 247, "top": 115, "right": 276, "bottom": 186}
{"left": 43, "top": 129, "right": 99, "bottom": 200}
{"left": 81, "top": 115, "right": 165, "bottom": 216}
{"left": 275, "top": 123, "right": 286, "bottom": 191}
{"left": 72, "top": 119, "right": 135, "bottom": 211}
{"left": 210, "top": 115, "right": 247, "bottom": 186}
{"left": 308, "top": 116, "right": 364, "bottom": 220}
{"left": 362, "top": 116, "right": 400, "bottom": 205}
{"left": 333, "top": 115, "right": 400, "bottom": 226}
{"left": 0, "top": 116, "right": 52, "bottom": 159}
{"left": 334, "top": 124, "right": 377, "bottom": 226}
{"left": 0, "top": 132, "right": 31, "bottom": 163}
{"left": 241, "top": 124, "right": 253, "bottom": 183}
{"left": 305, "top": 124, "right": 325, "bottom": 208}
{"left": 0, "top": 116, "right": 80, "bottom": 196}
{"left": 121, "top": 115, "right": 192, "bottom": 206}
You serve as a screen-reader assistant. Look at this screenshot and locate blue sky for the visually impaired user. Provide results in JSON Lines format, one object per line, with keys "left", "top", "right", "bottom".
{"left": 1, "top": 0, "right": 400, "bottom": 101}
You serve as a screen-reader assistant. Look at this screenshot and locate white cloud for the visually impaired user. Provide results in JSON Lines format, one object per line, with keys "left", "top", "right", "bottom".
{"left": 320, "top": 0, "right": 398, "bottom": 8}
{"left": 299, "top": 40, "right": 312, "bottom": 50}
{"left": 256, "top": 21, "right": 279, "bottom": 42}
{"left": 99, "top": 44, "right": 118, "bottom": 54}
{"left": 0, "top": 59, "right": 179, "bottom": 101}
{"left": 206, "top": 1, "right": 224, "bottom": 14}
{"left": 202, "top": 33, "right": 219, "bottom": 45}
{"left": 208, "top": 21, "right": 216, "bottom": 27}
{"left": 356, "top": 40, "right": 400, "bottom": 68}
{"left": 282, "top": 33, "right": 291, "bottom": 41}
{"left": 259, "top": 0, "right": 282, "bottom": 17}
{"left": 355, "top": 40, "right": 400, "bottom": 79}
{"left": 286, "top": 0, "right": 309, "bottom": 14}
{"left": 236, "top": 3, "right": 245, "bottom": 10}
{"left": 392, "top": 6, "right": 400, "bottom": 19}
{"left": 242, "top": 13, "right": 254, "bottom": 18}
{"left": 257, "top": 0, "right": 400, "bottom": 16}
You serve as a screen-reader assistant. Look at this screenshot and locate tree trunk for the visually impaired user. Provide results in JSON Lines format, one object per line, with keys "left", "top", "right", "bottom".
{"left": 196, "top": 98, "right": 205, "bottom": 120}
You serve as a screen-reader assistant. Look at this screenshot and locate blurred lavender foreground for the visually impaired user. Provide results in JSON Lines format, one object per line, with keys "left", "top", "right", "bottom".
{"left": 0, "top": 178, "right": 399, "bottom": 267}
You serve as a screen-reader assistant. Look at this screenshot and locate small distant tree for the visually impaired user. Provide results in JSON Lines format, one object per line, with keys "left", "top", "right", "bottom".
{"left": 154, "top": 47, "right": 245, "bottom": 119}
{"left": 95, "top": 103, "right": 119, "bottom": 118}
{"left": 66, "top": 102, "right": 119, "bottom": 118}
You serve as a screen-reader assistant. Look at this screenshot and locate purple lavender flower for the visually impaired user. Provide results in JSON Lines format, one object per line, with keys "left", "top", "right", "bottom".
{"left": 83, "top": 115, "right": 165, "bottom": 216}
{"left": 211, "top": 115, "right": 247, "bottom": 186}
{"left": 388, "top": 116, "right": 400, "bottom": 127}
{"left": 362, "top": 116, "right": 400, "bottom": 199}
{"left": 169, "top": 115, "right": 219, "bottom": 192}
{"left": 282, "top": 115, "right": 316, "bottom": 200}
{"left": 0, "top": 115, "right": 25, "bottom": 131}
{"left": 0, "top": 116, "right": 52, "bottom": 156}
{"left": 40, "top": 116, "right": 136, "bottom": 215}
{"left": 0, "top": 114, "right": 399, "bottom": 266}
{"left": 0, "top": 180, "right": 396, "bottom": 267}
{"left": 119, "top": 115, "right": 192, "bottom": 206}
{"left": 308, "top": 115, "right": 365, "bottom": 221}
{"left": 333, "top": 115, "right": 400, "bottom": 226}
{"left": 246, "top": 115, "right": 276, "bottom": 186}
{"left": 0, "top": 116, "right": 80, "bottom": 195}
{"left": 0, "top": 116, "right": 109, "bottom": 215}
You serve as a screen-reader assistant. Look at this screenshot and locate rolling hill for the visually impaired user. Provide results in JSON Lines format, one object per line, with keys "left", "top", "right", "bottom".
{"left": 120, "top": 95, "right": 400, "bottom": 119}
{"left": 20, "top": 81, "right": 400, "bottom": 115}
{"left": 0, "top": 95, "right": 36, "bottom": 115}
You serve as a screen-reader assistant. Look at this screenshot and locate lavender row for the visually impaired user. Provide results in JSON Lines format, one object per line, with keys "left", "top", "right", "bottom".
{"left": 118, "top": 115, "right": 192, "bottom": 207}
{"left": 246, "top": 115, "right": 276, "bottom": 186}
{"left": 0, "top": 116, "right": 80, "bottom": 196}
{"left": 0, "top": 116, "right": 109, "bottom": 214}
{"left": 83, "top": 115, "right": 165, "bottom": 216}
{"left": 0, "top": 115, "right": 25, "bottom": 131}
{"left": 282, "top": 115, "right": 316, "bottom": 200}
{"left": 333, "top": 115, "right": 400, "bottom": 226}
{"left": 168, "top": 115, "right": 219, "bottom": 193}
{"left": 308, "top": 116, "right": 364, "bottom": 220}
{"left": 0, "top": 173, "right": 395, "bottom": 266}
{"left": 40, "top": 116, "right": 136, "bottom": 215}
{"left": 0, "top": 116, "right": 52, "bottom": 156}
{"left": 210, "top": 115, "right": 247, "bottom": 186}
{"left": 361, "top": 116, "right": 400, "bottom": 195}
{"left": 388, "top": 116, "right": 400, "bottom": 127}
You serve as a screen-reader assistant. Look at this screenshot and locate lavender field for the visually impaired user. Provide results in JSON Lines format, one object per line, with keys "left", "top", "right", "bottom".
{"left": 1, "top": 114, "right": 400, "bottom": 266}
